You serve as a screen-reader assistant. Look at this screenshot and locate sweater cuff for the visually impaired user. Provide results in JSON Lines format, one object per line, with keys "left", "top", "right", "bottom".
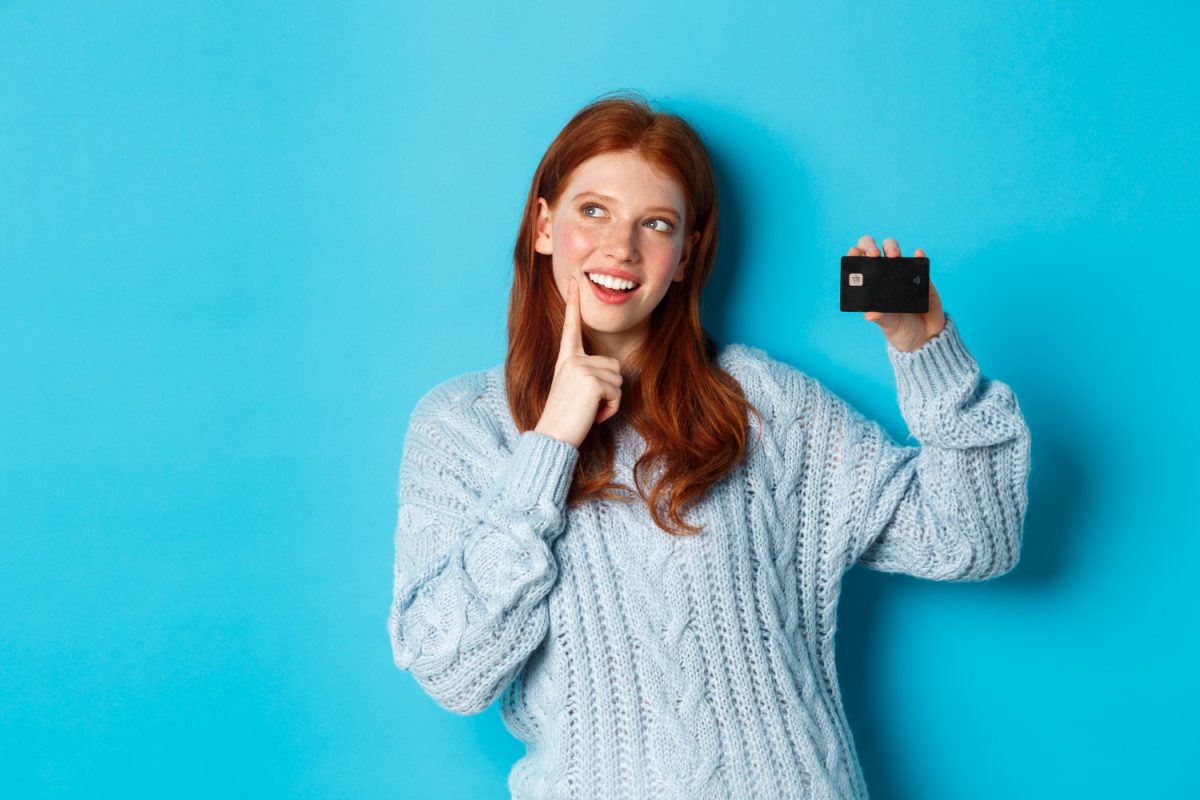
{"left": 497, "top": 429, "right": 580, "bottom": 516}
{"left": 886, "top": 311, "right": 980, "bottom": 417}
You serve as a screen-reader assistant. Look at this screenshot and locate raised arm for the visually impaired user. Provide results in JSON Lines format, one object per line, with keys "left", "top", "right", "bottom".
{"left": 762, "top": 312, "right": 1031, "bottom": 582}
{"left": 387, "top": 375, "right": 580, "bottom": 714}
{"left": 830, "top": 312, "right": 1031, "bottom": 580}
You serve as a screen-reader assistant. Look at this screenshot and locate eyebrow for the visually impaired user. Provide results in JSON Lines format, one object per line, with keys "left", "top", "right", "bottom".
{"left": 569, "top": 192, "right": 681, "bottom": 219}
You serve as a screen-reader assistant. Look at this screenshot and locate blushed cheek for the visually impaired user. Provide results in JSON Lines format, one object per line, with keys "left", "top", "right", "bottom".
{"left": 647, "top": 242, "right": 684, "bottom": 278}
{"left": 558, "top": 227, "right": 594, "bottom": 262}
{"left": 551, "top": 226, "right": 595, "bottom": 297}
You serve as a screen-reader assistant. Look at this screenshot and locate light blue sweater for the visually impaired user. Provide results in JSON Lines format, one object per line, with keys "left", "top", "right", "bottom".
{"left": 387, "top": 312, "right": 1032, "bottom": 799}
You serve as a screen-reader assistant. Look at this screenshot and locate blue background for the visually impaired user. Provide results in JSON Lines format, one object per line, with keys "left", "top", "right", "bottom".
{"left": 3, "top": 1, "right": 1197, "bottom": 797}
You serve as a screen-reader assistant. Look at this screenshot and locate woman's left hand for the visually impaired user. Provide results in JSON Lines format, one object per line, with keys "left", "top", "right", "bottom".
{"left": 848, "top": 235, "right": 947, "bottom": 353}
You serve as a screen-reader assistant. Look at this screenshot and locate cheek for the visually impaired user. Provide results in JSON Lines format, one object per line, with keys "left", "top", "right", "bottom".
{"left": 645, "top": 238, "right": 684, "bottom": 274}
{"left": 557, "top": 225, "right": 595, "bottom": 262}
{"left": 550, "top": 226, "right": 596, "bottom": 293}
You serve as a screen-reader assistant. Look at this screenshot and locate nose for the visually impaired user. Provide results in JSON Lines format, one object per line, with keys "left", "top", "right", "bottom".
{"left": 604, "top": 220, "right": 640, "bottom": 262}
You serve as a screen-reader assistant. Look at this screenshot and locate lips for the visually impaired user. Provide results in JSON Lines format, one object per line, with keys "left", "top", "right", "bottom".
{"left": 586, "top": 273, "right": 640, "bottom": 305}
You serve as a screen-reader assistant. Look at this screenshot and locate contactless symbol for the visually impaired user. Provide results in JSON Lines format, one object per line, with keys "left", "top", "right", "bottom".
{"left": 848, "top": 273, "right": 863, "bottom": 286}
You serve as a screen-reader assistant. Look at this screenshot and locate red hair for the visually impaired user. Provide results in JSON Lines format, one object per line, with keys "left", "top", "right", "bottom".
{"left": 506, "top": 90, "right": 762, "bottom": 536}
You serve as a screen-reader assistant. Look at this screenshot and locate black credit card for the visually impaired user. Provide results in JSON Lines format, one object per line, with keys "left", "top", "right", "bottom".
{"left": 840, "top": 255, "right": 930, "bottom": 313}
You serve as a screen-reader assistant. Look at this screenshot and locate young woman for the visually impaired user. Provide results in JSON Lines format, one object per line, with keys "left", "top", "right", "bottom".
{"left": 387, "top": 91, "right": 1031, "bottom": 800}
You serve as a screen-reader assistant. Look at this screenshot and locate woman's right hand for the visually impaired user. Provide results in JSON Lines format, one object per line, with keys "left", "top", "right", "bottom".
{"left": 534, "top": 277, "right": 623, "bottom": 449}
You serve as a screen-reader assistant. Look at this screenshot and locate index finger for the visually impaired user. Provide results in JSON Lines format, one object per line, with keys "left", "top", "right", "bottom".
{"left": 558, "top": 277, "right": 587, "bottom": 360}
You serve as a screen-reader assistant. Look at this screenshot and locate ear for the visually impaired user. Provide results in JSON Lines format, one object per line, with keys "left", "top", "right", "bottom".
{"left": 533, "top": 197, "right": 554, "bottom": 255}
{"left": 673, "top": 230, "right": 701, "bottom": 282}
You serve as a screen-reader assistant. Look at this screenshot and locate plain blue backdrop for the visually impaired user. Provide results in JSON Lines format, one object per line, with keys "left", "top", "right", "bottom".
{"left": 3, "top": 1, "right": 1197, "bottom": 798}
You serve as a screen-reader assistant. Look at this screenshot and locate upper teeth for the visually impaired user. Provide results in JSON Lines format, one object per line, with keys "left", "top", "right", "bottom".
{"left": 586, "top": 272, "right": 639, "bottom": 291}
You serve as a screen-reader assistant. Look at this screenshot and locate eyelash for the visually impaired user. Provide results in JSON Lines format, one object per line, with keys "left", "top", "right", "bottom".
{"left": 580, "top": 203, "right": 674, "bottom": 233}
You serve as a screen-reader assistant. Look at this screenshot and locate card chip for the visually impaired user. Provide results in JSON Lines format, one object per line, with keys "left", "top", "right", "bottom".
{"left": 848, "top": 273, "right": 863, "bottom": 286}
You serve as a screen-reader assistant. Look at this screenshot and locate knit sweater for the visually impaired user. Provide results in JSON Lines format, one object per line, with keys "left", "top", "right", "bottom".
{"left": 387, "top": 311, "right": 1032, "bottom": 800}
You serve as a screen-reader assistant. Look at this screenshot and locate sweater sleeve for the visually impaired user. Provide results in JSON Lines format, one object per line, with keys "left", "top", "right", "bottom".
{"left": 761, "top": 312, "right": 1031, "bottom": 582}
{"left": 828, "top": 312, "right": 1032, "bottom": 580}
{"left": 386, "top": 376, "right": 580, "bottom": 714}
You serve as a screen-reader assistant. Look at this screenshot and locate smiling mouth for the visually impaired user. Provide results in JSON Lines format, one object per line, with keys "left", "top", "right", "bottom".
{"left": 584, "top": 272, "right": 641, "bottom": 293}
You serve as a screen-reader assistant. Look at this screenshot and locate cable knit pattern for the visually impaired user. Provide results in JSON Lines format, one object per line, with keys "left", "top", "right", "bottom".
{"left": 387, "top": 311, "right": 1032, "bottom": 799}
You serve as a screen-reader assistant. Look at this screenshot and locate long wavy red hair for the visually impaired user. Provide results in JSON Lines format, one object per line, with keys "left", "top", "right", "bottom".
{"left": 506, "top": 90, "right": 763, "bottom": 536}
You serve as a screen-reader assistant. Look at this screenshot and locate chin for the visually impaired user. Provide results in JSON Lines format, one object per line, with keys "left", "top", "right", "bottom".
{"left": 582, "top": 318, "right": 634, "bottom": 334}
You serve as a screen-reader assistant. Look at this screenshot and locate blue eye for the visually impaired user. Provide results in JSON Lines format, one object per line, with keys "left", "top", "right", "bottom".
{"left": 580, "top": 203, "right": 604, "bottom": 217}
{"left": 646, "top": 218, "right": 674, "bottom": 233}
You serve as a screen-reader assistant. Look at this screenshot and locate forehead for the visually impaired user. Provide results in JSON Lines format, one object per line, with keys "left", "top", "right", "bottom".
{"left": 560, "top": 151, "right": 686, "bottom": 211}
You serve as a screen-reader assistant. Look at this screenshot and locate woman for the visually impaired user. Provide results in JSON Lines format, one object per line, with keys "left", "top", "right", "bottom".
{"left": 387, "top": 91, "right": 1031, "bottom": 800}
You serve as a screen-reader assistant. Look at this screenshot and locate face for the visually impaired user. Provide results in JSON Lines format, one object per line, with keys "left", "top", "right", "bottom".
{"left": 534, "top": 150, "right": 700, "bottom": 365}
